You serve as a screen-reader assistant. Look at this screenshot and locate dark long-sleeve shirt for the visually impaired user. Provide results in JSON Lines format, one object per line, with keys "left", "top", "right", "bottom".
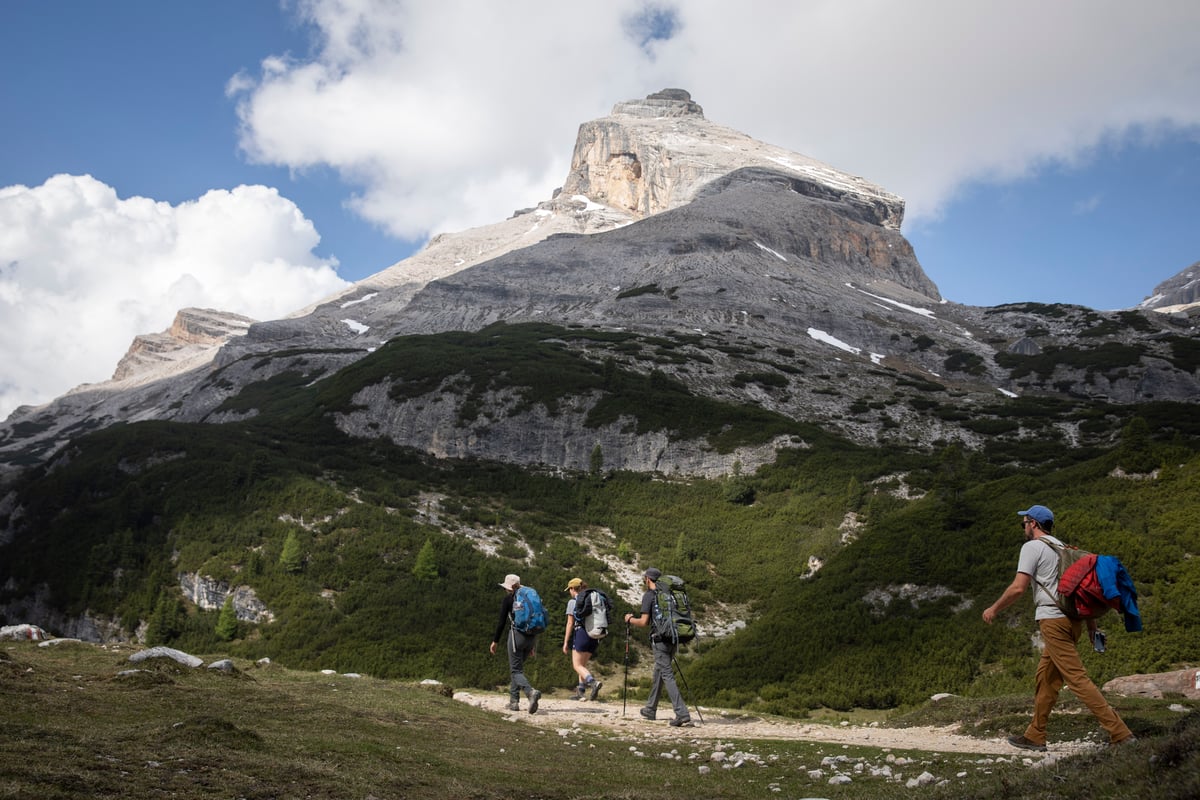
{"left": 492, "top": 591, "right": 515, "bottom": 643}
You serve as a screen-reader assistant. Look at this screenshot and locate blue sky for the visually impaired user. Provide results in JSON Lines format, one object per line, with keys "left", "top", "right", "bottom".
{"left": 2, "top": 1, "right": 1198, "bottom": 418}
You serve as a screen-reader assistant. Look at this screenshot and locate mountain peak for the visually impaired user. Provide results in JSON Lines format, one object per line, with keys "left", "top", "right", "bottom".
{"left": 611, "top": 87, "right": 705, "bottom": 118}
{"left": 111, "top": 308, "right": 255, "bottom": 384}
{"left": 562, "top": 90, "right": 904, "bottom": 229}
{"left": 1139, "top": 261, "right": 1200, "bottom": 316}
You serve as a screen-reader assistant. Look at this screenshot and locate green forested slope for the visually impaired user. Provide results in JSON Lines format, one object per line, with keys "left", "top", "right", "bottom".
{"left": 1, "top": 328, "right": 1198, "bottom": 714}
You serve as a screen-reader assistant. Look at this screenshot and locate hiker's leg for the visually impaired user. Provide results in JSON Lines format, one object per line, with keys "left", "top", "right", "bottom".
{"left": 508, "top": 630, "right": 534, "bottom": 698}
{"left": 658, "top": 643, "right": 690, "bottom": 721}
{"left": 644, "top": 644, "right": 669, "bottom": 713}
{"left": 1051, "top": 619, "right": 1133, "bottom": 742}
{"left": 576, "top": 629, "right": 597, "bottom": 682}
{"left": 571, "top": 649, "right": 589, "bottom": 682}
{"left": 1025, "top": 619, "right": 1068, "bottom": 744}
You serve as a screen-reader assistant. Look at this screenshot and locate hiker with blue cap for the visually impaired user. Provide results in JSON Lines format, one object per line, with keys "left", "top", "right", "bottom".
{"left": 982, "top": 504, "right": 1135, "bottom": 751}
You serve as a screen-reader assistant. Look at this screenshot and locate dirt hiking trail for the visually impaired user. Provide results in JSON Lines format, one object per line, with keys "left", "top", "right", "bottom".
{"left": 453, "top": 690, "right": 1089, "bottom": 757}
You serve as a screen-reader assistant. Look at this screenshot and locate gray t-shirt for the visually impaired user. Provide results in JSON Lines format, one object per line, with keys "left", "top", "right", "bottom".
{"left": 1017, "top": 535, "right": 1067, "bottom": 620}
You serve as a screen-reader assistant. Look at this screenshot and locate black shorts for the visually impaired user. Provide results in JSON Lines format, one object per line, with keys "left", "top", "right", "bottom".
{"left": 572, "top": 627, "right": 599, "bottom": 654}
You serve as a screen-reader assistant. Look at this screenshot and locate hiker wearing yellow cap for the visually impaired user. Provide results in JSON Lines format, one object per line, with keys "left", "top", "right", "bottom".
{"left": 563, "top": 577, "right": 602, "bottom": 701}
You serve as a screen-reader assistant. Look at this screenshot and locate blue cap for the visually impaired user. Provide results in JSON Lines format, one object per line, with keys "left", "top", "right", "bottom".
{"left": 1018, "top": 505, "right": 1054, "bottom": 526}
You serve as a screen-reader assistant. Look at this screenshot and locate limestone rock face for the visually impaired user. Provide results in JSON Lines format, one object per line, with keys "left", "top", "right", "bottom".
{"left": 561, "top": 89, "right": 905, "bottom": 229}
{"left": 611, "top": 87, "right": 706, "bottom": 118}
{"left": 335, "top": 383, "right": 799, "bottom": 477}
{"left": 112, "top": 308, "right": 256, "bottom": 383}
{"left": 178, "top": 573, "right": 275, "bottom": 623}
{"left": 1140, "top": 261, "right": 1200, "bottom": 315}
{"left": 0, "top": 583, "right": 126, "bottom": 643}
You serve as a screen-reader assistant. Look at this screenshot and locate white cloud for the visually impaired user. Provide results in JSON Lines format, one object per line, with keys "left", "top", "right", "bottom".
{"left": 1073, "top": 194, "right": 1104, "bottom": 215}
{"left": 229, "top": 0, "right": 1200, "bottom": 236}
{"left": 0, "top": 175, "right": 349, "bottom": 419}
{"left": 229, "top": 0, "right": 654, "bottom": 239}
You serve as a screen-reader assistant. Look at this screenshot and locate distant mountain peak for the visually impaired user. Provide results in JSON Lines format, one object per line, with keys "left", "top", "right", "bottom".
{"left": 1140, "top": 261, "right": 1200, "bottom": 316}
{"left": 611, "top": 87, "right": 705, "bottom": 118}
{"left": 111, "top": 308, "right": 256, "bottom": 384}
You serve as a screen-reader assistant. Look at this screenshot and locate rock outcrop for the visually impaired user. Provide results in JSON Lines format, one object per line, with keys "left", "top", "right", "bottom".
{"left": 1104, "top": 667, "right": 1200, "bottom": 699}
{"left": 561, "top": 88, "right": 905, "bottom": 229}
{"left": 112, "top": 308, "right": 256, "bottom": 383}
{"left": 178, "top": 573, "right": 275, "bottom": 623}
{"left": 1140, "top": 261, "right": 1200, "bottom": 316}
{"left": 0, "top": 623, "right": 51, "bottom": 640}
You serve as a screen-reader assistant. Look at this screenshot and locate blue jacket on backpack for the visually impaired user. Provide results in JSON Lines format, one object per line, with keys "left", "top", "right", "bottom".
{"left": 1095, "top": 555, "right": 1142, "bottom": 633}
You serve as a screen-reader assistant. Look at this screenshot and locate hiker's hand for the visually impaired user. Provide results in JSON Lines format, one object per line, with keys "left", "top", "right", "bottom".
{"left": 563, "top": 643, "right": 569, "bottom": 654}
{"left": 489, "top": 641, "right": 497, "bottom": 655}
{"left": 982, "top": 607, "right": 996, "bottom": 625}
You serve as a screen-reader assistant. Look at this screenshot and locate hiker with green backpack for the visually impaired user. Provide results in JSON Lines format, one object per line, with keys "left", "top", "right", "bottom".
{"left": 490, "top": 574, "right": 545, "bottom": 714}
{"left": 982, "top": 505, "right": 1135, "bottom": 751}
{"left": 623, "top": 567, "right": 694, "bottom": 728}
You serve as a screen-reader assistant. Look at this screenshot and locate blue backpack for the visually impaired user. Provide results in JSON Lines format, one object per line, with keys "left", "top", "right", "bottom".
{"left": 511, "top": 586, "right": 547, "bottom": 635}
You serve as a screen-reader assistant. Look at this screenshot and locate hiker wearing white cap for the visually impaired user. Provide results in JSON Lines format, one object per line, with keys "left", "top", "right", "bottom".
{"left": 489, "top": 574, "right": 543, "bottom": 714}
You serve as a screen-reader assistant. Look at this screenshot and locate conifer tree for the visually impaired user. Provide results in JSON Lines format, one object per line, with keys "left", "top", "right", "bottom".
{"left": 412, "top": 538, "right": 438, "bottom": 581}
{"left": 145, "top": 593, "right": 184, "bottom": 645}
{"left": 280, "top": 531, "right": 303, "bottom": 573}
{"left": 215, "top": 595, "right": 238, "bottom": 641}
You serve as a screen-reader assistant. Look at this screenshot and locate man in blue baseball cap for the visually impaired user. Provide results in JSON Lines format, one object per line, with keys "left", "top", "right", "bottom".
{"left": 982, "top": 504, "right": 1135, "bottom": 751}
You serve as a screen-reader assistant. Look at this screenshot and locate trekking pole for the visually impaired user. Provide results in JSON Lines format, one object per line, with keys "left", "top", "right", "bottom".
{"left": 622, "top": 622, "right": 631, "bottom": 716}
{"left": 672, "top": 655, "right": 704, "bottom": 725}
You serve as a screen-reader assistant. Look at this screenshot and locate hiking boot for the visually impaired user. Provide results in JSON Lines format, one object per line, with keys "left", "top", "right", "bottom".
{"left": 669, "top": 717, "right": 694, "bottom": 728}
{"left": 589, "top": 681, "right": 603, "bottom": 701}
{"left": 505, "top": 701, "right": 520, "bottom": 712}
{"left": 1110, "top": 735, "right": 1138, "bottom": 747}
{"left": 639, "top": 708, "right": 656, "bottom": 721}
{"left": 571, "top": 685, "right": 586, "bottom": 701}
{"left": 528, "top": 689, "right": 541, "bottom": 714}
{"left": 1007, "top": 735, "right": 1047, "bottom": 752}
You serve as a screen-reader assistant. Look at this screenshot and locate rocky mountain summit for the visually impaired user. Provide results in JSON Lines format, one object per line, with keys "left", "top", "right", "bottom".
{"left": 1140, "top": 261, "right": 1200, "bottom": 315}
{"left": 0, "top": 90, "right": 1196, "bottom": 476}
{"left": 111, "top": 308, "right": 256, "bottom": 383}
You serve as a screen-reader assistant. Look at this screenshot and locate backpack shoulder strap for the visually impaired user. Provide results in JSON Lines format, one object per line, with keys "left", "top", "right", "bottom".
{"left": 1032, "top": 537, "right": 1084, "bottom": 618}
{"left": 1038, "top": 535, "right": 1065, "bottom": 555}
{"left": 574, "top": 590, "right": 592, "bottom": 618}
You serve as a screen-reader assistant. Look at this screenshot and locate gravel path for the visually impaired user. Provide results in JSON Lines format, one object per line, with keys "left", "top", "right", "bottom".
{"left": 452, "top": 690, "right": 1090, "bottom": 757}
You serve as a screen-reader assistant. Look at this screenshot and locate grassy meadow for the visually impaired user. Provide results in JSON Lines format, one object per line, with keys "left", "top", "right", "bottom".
{"left": 2, "top": 641, "right": 1198, "bottom": 800}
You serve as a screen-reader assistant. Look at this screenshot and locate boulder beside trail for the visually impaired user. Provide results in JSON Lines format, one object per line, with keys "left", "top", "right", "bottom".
{"left": 1104, "top": 668, "right": 1200, "bottom": 699}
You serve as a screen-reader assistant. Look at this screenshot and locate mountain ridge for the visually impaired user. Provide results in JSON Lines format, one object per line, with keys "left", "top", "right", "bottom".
{"left": 0, "top": 89, "right": 1196, "bottom": 476}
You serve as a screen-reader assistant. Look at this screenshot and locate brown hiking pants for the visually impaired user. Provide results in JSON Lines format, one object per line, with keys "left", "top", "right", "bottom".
{"left": 1024, "top": 616, "right": 1132, "bottom": 745}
